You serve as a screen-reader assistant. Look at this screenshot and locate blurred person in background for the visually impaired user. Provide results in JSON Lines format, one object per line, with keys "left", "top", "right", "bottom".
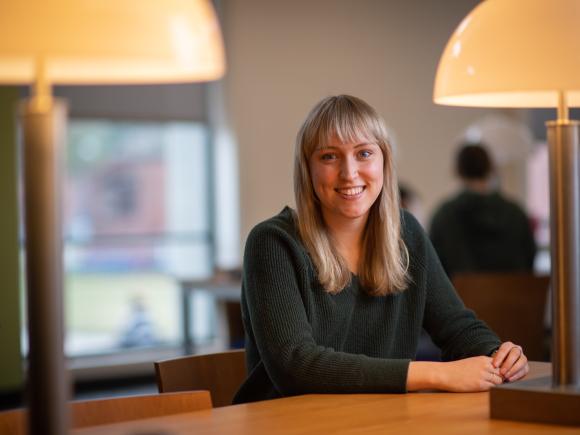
{"left": 429, "top": 143, "right": 536, "bottom": 278}
{"left": 119, "top": 296, "right": 157, "bottom": 348}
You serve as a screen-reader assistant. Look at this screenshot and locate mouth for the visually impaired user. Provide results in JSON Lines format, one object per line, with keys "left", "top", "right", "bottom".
{"left": 335, "top": 186, "right": 366, "bottom": 197}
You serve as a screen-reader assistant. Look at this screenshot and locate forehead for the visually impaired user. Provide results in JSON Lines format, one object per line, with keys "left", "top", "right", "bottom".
{"left": 315, "top": 136, "right": 377, "bottom": 150}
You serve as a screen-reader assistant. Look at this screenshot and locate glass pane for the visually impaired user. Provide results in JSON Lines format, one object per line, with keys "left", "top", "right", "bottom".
{"left": 64, "top": 120, "right": 212, "bottom": 357}
{"left": 65, "top": 272, "right": 179, "bottom": 354}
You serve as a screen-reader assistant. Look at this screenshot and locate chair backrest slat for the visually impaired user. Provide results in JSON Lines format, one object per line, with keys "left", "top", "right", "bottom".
{"left": 452, "top": 273, "right": 550, "bottom": 361}
{"left": 155, "top": 349, "right": 246, "bottom": 407}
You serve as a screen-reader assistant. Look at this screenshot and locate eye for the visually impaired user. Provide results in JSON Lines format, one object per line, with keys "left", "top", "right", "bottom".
{"left": 358, "top": 149, "right": 373, "bottom": 159}
{"left": 320, "top": 153, "right": 337, "bottom": 161}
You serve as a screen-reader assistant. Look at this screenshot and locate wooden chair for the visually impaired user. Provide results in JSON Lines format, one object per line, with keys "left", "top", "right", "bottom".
{"left": 452, "top": 272, "right": 550, "bottom": 361}
{"left": 155, "top": 349, "right": 246, "bottom": 407}
{"left": 0, "top": 390, "right": 211, "bottom": 435}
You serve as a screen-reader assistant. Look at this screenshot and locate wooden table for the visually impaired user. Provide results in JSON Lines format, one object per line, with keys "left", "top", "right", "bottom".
{"left": 74, "top": 362, "right": 580, "bottom": 434}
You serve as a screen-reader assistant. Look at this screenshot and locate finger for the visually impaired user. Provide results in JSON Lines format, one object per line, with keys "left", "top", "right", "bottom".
{"left": 515, "top": 362, "right": 531, "bottom": 381}
{"left": 505, "top": 358, "right": 529, "bottom": 382}
{"left": 506, "top": 358, "right": 529, "bottom": 381}
{"left": 506, "top": 365, "right": 527, "bottom": 382}
{"left": 500, "top": 346, "right": 523, "bottom": 376}
{"left": 507, "top": 369, "right": 526, "bottom": 382}
{"left": 504, "top": 351, "right": 526, "bottom": 378}
{"left": 490, "top": 372, "right": 504, "bottom": 385}
{"left": 492, "top": 342, "right": 514, "bottom": 368}
{"left": 484, "top": 359, "right": 501, "bottom": 374}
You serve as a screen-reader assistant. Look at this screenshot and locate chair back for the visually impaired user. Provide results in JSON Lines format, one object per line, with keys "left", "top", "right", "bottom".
{"left": 0, "top": 390, "right": 211, "bottom": 434}
{"left": 155, "top": 349, "right": 246, "bottom": 407}
{"left": 452, "top": 272, "right": 550, "bottom": 361}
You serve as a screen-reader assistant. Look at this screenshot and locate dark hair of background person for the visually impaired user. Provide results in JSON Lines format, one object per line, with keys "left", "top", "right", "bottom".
{"left": 455, "top": 143, "right": 493, "bottom": 180}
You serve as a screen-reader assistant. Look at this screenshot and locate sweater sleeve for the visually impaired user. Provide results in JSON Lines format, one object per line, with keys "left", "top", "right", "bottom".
{"left": 406, "top": 212, "right": 501, "bottom": 360}
{"left": 242, "top": 221, "right": 410, "bottom": 396}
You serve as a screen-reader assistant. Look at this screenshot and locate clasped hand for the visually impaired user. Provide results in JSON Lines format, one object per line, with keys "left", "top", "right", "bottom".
{"left": 407, "top": 341, "right": 529, "bottom": 392}
{"left": 442, "top": 341, "right": 529, "bottom": 392}
{"left": 491, "top": 341, "right": 529, "bottom": 383}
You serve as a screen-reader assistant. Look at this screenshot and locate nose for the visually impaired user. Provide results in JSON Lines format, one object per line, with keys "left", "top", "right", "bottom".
{"left": 339, "top": 155, "right": 358, "bottom": 180}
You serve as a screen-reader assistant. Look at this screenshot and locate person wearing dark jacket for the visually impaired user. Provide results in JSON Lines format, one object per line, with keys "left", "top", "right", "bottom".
{"left": 233, "top": 97, "right": 529, "bottom": 404}
{"left": 429, "top": 143, "right": 536, "bottom": 278}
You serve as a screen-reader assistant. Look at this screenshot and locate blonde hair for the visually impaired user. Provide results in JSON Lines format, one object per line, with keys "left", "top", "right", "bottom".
{"left": 294, "top": 95, "right": 409, "bottom": 295}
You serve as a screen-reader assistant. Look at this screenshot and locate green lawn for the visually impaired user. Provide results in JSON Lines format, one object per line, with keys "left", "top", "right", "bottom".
{"left": 65, "top": 273, "right": 180, "bottom": 341}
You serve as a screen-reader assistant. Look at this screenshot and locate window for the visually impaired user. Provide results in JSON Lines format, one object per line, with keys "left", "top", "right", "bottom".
{"left": 64, "top": 120, "right": 213, "bottom": 357}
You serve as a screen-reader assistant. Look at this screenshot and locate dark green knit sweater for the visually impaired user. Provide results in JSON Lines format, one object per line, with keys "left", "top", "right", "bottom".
{"left": 233, "top": 207, "right": 500, "bottom": 404}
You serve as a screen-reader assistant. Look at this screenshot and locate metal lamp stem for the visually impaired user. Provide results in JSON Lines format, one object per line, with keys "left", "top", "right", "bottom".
{"left": 547, "top": 118, "right": 580, "bottom": 387}
{"left": 20, "top": 97, "right": 70, "bottom": 435}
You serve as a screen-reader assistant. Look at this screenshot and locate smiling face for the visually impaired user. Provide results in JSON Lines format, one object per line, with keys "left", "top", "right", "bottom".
{"left": 309, "top": 136, "right": 384, "bottom": 228}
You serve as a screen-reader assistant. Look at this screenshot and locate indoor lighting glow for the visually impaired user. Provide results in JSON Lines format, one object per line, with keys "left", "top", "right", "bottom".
{"left": 434, "top": 0, "right": 580, "bottom": 108}
{"left": 0, "top": 0, "right": 225, "bottom": 84}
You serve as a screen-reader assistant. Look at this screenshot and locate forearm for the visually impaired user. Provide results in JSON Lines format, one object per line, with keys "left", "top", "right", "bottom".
{"left": 407, "top": 356, "right": 504, "bottom": 393}
{"left": 406, "top": 361, "right": 444, "bottom": 391}
{"left": 261, "top": 341, "right": 411, "bottom": 395}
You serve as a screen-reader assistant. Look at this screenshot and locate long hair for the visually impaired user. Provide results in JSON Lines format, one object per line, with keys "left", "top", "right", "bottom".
{"left": 294, "top": 95, "right": 409, "bottom": 295}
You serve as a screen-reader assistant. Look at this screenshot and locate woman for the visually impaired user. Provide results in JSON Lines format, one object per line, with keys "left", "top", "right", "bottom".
{"left": 233, "top": 95, "right": 528, "bottom": 404}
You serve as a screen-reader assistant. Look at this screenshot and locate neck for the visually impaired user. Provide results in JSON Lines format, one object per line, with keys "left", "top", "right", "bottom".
{"left": 324, "top": 215, "right": 366, "bottom": 245}
{"left": 463, "top": 178, "right": 493, "bottom": 194}
{"left": 322, "top": 212, "right": 367, "bottom": 273}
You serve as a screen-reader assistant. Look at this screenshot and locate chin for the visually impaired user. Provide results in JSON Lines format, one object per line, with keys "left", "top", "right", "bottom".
{"left": 339, "top": 208, "right": 370, "bottom": 220}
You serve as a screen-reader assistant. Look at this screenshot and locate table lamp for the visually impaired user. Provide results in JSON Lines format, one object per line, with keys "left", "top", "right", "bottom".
{"left": 434, "top": 0, "right": 579, "bottom": 426}
{"left": 0, "top": 1, "right": 225, "bottom": 434}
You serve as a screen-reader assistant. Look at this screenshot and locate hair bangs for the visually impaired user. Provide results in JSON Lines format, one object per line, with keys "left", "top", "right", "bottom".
{"left": 312, "top": 98, "right": 384, "bottom": 154}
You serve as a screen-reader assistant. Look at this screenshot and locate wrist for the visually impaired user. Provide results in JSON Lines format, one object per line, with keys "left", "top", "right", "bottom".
{"left": 407, "top": 361, "right": 445, "bottom": 391}
{"left": 431, "top": 361, "right": 448, "bottom": 390}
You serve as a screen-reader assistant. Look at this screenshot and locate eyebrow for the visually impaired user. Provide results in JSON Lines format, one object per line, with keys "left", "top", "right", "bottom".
{"left": 316, "top": 142, "right": 376, "bottom": 150}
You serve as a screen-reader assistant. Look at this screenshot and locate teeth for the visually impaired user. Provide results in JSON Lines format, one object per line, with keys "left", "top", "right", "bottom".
{"left": 337, "top": 186, "right": 364, "bottom": 196}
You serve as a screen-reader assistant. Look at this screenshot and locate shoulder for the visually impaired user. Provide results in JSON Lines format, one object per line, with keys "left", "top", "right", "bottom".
{"left": 247, "top": 206, "right": 298, "bottom": 242}
{"left": 430, "top": 195, "right": 460, "bottom": 226}
{"left": 494, "top": 193, "right": 529, "bottom": 220}
{"left": 245, "top": 207, "right": 308, "bottom": 259}
{"left": 401, "top": 209, "right": 424, "bottom": 239}
{"left": 401, "top": 209, "right": 430, "bottom": 254}
{"left": 402, "top": 208, "right": 443, "bottom": 276}
{"left": 243, "top": 207, "right": 313, "bottom": 281}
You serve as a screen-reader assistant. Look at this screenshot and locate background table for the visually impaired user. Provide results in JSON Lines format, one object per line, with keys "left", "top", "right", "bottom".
{"left": 74, "top": 362, "right": 580, "bottom": 434}
{"left": 178, "top": 278, "right": 241, "bottom": 354}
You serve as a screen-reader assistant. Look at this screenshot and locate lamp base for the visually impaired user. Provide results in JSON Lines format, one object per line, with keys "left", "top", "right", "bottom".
{"left": 490, "top": 375, "right": 580, "bottom": 426}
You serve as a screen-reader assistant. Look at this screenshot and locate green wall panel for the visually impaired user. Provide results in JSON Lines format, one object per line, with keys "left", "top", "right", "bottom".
{"left": 0, "top": 87, "right": 23, "bottom": 390}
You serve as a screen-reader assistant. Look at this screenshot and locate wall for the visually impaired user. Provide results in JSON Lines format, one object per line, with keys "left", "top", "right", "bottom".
{"left": 0, "top": 87, "right": 23, "bottom": 391}
{"left": 222, "top": 0, "right": 525, "bottom": 243}
{"left": 54, "top": 84, "right": 207, "bottom": 121}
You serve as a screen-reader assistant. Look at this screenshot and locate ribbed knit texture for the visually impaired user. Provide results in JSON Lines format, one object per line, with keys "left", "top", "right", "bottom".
{"left": 233, "top": 207, "right": 500, "bottom": 404}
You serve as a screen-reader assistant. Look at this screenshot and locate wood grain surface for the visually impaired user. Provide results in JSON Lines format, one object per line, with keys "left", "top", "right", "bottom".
{"left": 74, "top": 362, "right": 580, "bottom": 435}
